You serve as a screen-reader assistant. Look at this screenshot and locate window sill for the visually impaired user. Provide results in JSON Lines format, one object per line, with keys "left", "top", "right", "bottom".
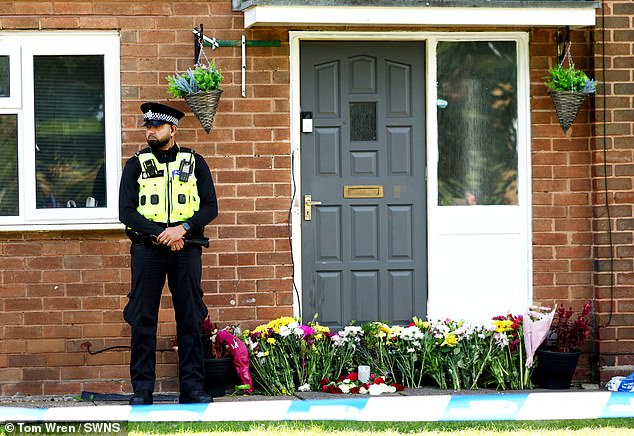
{"left": 0, "top": 221, "right": 124, "bottom": 232}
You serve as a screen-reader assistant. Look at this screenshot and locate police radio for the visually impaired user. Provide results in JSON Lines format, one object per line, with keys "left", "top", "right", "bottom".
{"left": 179, "top": 158, "right": 192, "bottom": 182}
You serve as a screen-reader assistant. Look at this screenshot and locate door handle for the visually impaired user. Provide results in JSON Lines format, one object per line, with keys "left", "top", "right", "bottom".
{"left": 304, "top": 195, "right": 322, "bottom": 221}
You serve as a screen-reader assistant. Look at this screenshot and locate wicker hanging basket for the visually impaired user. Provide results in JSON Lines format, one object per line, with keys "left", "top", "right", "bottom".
{"left": 184, "top": 89, "right": 223, "bottom": 134}
{"left": 548, "top": 90, "right": 588, "bottom": 133}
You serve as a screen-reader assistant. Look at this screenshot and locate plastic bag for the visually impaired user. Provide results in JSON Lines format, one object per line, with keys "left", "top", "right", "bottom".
{"left": 607, "top": 372, "right": 634, "bottom": 392}
{"left": 217, "top": 330, "right": 254, "bottom": 394}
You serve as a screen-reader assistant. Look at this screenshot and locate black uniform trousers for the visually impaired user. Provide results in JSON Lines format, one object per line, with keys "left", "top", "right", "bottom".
{"left": 124, "top": 242, "right": 208, "bottom": 394}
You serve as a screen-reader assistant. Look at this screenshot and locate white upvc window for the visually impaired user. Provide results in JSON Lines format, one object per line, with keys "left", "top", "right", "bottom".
{"left": 0, "top": 32, "right": 121, "bottom": 230}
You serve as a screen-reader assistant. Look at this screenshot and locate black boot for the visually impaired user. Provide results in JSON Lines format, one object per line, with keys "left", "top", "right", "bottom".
{"left": 129, "top": 391, "right": 153, "bottom": 405}
{"left": 179, "top": 390, "right": 214, "bottom": 404}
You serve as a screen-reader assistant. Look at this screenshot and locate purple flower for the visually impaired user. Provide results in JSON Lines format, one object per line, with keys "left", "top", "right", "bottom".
{"left": 300, "top": 325, "right": 315, "bottom": 337}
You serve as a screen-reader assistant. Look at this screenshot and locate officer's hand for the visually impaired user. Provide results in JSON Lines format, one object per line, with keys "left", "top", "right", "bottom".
{"left": 170, "top": 238, "right": 185, "bottom": 251}
{"left": 158, "top": 226, "right": 186, "bottom": 247}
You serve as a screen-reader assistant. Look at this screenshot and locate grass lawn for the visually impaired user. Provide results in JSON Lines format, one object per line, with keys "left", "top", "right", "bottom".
{"left": 129, "top": 419, "right": 634, "bottom": 435}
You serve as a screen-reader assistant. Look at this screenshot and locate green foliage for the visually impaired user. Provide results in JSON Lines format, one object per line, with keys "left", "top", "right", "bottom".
{"left": 545, "top": 65, "right": 596, "bottom": 93}
{"left": 166, "top": 62, "right": 223, "bottom": 98}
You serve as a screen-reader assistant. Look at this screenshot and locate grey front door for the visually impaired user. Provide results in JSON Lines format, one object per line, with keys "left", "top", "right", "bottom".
{"left": 300, "top": 41, "right": 427, "bottom": 329}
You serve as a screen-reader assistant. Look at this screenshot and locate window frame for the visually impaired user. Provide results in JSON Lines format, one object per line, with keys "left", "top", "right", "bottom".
{"left": 0, "top": 31, "right": 121, "bottom": 230}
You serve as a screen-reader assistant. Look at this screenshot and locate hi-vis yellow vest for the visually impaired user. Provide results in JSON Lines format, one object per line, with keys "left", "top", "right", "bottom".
{"left": 136, "top": 147, "right": 200, "bottom": 223}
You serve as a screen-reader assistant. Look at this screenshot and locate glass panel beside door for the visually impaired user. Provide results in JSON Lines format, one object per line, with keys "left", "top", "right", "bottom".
{"left": 437, "top": 41, "right": 518, "bottom": 206}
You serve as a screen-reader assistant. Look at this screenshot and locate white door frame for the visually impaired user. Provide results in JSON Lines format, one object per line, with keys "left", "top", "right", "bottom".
{"left": 290, "top": 31, "right": 532, "bottom": 321}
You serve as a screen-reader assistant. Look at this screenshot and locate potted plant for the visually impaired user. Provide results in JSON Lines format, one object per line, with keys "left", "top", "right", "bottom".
{"left": 166, "top": 61, "right": 223, "bottom": 134}
{"left": 200, "top": 317, "right": 232, "bottom": 397}
{"left": 533, "top": 301, "right": 592, "bottom": 389}
{"left": 544, "top": 59, "right": 597, "bottom": 133}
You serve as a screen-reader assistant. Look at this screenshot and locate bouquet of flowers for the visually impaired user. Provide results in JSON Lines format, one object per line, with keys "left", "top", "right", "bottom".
{"left": 487, "top": 313, "right": 531, "bottom": 390}
{"left": 318, "top": 371, "right": 405, "bottom": 395}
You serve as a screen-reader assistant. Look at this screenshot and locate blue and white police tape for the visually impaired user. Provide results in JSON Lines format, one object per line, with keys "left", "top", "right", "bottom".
{"left": 2, "top": 392, "right": 634, "bottom": 423}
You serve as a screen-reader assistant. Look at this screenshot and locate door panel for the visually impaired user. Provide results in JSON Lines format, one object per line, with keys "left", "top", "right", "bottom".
{"left": 301, "top": 41, "right": 427, "bottom": 329}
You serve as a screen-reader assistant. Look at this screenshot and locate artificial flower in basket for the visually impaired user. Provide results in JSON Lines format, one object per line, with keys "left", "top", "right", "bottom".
{"left": 543, "top": 301, "right": 592, "bottom": 353}
{"left": 166, "top": 58, "right": 223, "bottom": 134}
{"left": 532, "top": 301, "right": 593, "bottom": 389}
{"left": 544, "top": 42, "right": 597, "bottom": 133}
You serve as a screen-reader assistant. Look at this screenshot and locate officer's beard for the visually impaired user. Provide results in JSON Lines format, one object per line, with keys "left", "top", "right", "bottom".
{"left": 147, "top": 136, "right": 170, "bottom": 152}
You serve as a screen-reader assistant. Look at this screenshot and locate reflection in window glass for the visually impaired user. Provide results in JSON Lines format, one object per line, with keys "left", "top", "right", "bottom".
{"left": 0, "top": 56, "right": 9, "bottom": 97}
{"left": 0, "top": 114, "right": 19, "bottom": 216}
{"left": 350, "top": 102, "right": 377, "bottom": 141}
{"left": 34, "top": 55, "right": 106, "bottom": 209}
{"left": 437, "top": 41, "right": 518, "bottom": 206}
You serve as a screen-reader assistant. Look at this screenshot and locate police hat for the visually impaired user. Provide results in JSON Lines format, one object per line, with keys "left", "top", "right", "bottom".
{"left": 141, "top": 102, "right": 185, "bottom": 127}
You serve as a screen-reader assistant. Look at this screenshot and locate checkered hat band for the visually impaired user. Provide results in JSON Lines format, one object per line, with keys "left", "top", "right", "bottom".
{"left": 144, "top": 110, "right": 179, "bottom": 126}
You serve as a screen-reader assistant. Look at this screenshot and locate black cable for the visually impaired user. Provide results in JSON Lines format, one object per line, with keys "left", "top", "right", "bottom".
{"left": 598, "top": 0, "right": 614, "bottom": 329}
{"left": 81, "top": 342, "right": 131, "bottom": 355}
{"left": 288, "top": 150, "right": 302, "bottom": 321}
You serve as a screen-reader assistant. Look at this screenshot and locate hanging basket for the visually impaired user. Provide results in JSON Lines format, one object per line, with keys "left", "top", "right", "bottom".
{"left": 548, "top": 90, "right": 588, "bottom": 134}
{"left": 184, "top": 89, "right": 223, "bottom": 134}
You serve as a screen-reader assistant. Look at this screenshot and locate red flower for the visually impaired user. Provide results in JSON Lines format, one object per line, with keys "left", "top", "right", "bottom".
{"left": 374, "top": 377, "right": 385, "bottom": 384}
{"left": 319, "top": 378, "right": 329, "bottom": 386}
{"left": 391, "top": 383, "right": 406, "bottom": 391}
{"left": 327, "top": 385, "right": 343, "bottom": 394}
{"left": 350, "top": 386, "right": 361, "bottom": 394}
{"left": 348, "top": 372, "right": 358, "bottom": 381}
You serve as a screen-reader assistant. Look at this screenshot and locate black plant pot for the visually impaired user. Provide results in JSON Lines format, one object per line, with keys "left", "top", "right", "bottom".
{"left": 533, "top": 349, "right": 581, "bottom": 389}
{"left": 203, "top": 357, "right": 231, "bottom": 397}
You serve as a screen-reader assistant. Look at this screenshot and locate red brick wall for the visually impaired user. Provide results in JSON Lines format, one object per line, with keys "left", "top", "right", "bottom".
{"left": 0, "top": 1, "right": 630, "bottom": 394}
{"left": 0, "top": 1, "right": 293, "bottom": 395}
{"left": 529, "top": 27, "right": 596, "bottom": 381}
{"left": 592, "top": 0, "right": 634, "bottom": 381}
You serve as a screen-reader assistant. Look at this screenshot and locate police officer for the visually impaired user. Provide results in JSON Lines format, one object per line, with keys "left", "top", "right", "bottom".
{"left": 119, "top": 102, "right": 218, "bottom": 405}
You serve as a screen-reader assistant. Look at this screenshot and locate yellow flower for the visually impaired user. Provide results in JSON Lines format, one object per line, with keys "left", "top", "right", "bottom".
{"left": 493, "top": 320, "right": 514, "bottom": 333}
{"left": 412, "top": 316, "right": 430, "bottom": 330}
{"left": 267, "top": 337, "right": 276, "bottom": 345}
{"left": 441, "top": 332, "right": 458, "bottom": 347}
{"left": 253, "top": 324, "right": 268, "bottom": 334}
{"left": 391, "top": 325, "right": 402, "bottom": 336}
{"left": 379, "top": 324, "right": 391, "bottom": 336}
{"left": 315, "top": 333, "right": 323, "bottom": 340}
{"left": 313, "top": 323, "right": 331, "bottom": 334}
{"left": 266, "top": 316, "right": 297, "bottom": 333}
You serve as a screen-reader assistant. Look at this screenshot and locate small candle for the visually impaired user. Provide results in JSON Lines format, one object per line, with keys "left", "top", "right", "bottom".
{"left": 358, "top": 365, "right": 371, "bottom": 383}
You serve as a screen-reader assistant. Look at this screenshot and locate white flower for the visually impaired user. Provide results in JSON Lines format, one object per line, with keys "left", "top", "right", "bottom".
{"left": 368, "top": 384, "right": 384, "bottom": 395}
{"left": 279, "top": 325, "right": 292, "bottom": 337}
{"left": 493, "top": 332, "right": 509, "bottom": 348}
{"left": 407, "top": 348, "right": 415, "bottom": 353}
{"left": 387, "top": 385, "right": 397, "bottom": 393}
{"left": 339, "top": 384, "right": 351, "bottom": 394}
{"left": 246, "top": 337, "right": 258, "bottom": 350}
{"left": 298, "top": 383, "right": 311, "bottom": 392}
{"left": 359, "top": 387, "right": 368, "bottom": 394}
